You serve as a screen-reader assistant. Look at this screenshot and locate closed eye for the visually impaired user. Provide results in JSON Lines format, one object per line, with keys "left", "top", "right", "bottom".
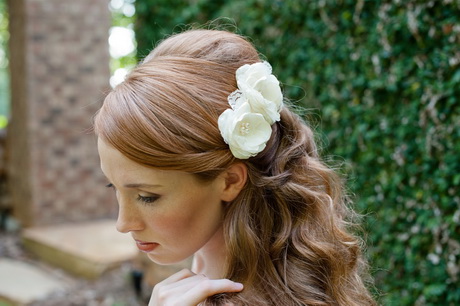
{"left": 137, "top": 194, "right": 160, "bottom": 204}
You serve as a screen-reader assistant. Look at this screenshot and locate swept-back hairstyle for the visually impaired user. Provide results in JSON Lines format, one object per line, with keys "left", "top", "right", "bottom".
{"left": 94, "top": 29, "right": 375, "bottom": 305}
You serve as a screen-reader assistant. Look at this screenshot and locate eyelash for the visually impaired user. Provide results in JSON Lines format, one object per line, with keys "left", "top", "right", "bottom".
{"left": 106, "top": 183, "right": 159, "bottom": 205}
{"left": 137, "top": 195, "right": 159, "bottom": 204}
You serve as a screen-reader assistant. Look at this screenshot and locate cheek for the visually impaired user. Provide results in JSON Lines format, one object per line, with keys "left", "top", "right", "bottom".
{"left": 147, "top": 197, "right": 222, "bottom": 239}
{"left": 143, "top": 206, "right": 196, "bottom": 237}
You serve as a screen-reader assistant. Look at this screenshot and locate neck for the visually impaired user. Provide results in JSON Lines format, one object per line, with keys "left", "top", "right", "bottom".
{"left": 192, "top": 225, "right": 227, "bottom": 279}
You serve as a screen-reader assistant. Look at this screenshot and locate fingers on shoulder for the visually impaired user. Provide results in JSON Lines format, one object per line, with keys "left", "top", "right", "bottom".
{"left": 151, "top": 271, "right": 244, "bottom": 306}
{"left": 179, "top": 278, "right": 243, "bottom": 306}
{"left": 193, "top": 278, "right": 244, "bottom": 296}
{"left": 159, "top": 268, "right": 195, "bottom": 286}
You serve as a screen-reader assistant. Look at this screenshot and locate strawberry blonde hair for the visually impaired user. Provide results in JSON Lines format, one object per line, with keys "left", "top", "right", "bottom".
{"left": 94, "top": 29, "right": 375, "bottom": 305}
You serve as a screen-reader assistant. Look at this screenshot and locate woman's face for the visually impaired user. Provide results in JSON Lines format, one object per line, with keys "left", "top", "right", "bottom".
{"left": 97, "top": 138, "right": 227, "bottom": 264}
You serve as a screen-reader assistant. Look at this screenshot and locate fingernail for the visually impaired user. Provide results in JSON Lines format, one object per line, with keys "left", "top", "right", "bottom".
{"left": 234, "top": 282, "right": 244, "bottom": 290}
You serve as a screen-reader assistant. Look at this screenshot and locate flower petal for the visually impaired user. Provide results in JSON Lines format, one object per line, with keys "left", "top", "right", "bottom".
{"left": 229, "top": 112, "right": 271, "bottom": 159}
{"left": 217, "top": 108, "right": 235, "bottom": 144}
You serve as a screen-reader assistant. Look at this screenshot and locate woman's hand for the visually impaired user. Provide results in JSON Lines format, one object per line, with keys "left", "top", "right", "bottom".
{"left": 149, "top": 269, "right": 244, "bottom": 306}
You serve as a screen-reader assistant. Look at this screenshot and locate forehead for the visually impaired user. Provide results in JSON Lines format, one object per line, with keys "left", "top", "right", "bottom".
{"left": 98, "top": 138, "right": 134, "bottom": 169}
{"left": 97, "top": 138, "right": 155, "bottom": 179}
{"left": 97, "top": 137, "right": 196, "bottom": 186}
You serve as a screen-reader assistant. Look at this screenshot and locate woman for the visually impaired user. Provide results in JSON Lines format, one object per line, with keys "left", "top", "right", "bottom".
{"left": 94, "top": 29, "right": 375, "bottom": 305}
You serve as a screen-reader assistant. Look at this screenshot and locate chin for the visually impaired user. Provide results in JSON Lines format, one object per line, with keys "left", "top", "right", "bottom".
{"left": 147, "top": 253, "right": 193, "bottom": 266}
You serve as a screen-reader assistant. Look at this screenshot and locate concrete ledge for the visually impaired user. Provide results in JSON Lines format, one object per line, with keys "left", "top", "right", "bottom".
{"left": 22, "top": 220, "right": 138, "bottom": 279}
{"left": 0, "top": 258, "right": 65, "bottom": 305}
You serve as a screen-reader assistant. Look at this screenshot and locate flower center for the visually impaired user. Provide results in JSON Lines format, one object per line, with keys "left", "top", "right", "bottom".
{"left": 239, "top": 122, "right": 250, "bottom": 135}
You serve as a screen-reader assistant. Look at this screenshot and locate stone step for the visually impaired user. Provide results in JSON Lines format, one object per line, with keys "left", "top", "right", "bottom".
{"left": 0, "top": 258, "right": 65, "bottom": 305}
{"left": 21, "top": 220, "right": 138, "bottom": 279}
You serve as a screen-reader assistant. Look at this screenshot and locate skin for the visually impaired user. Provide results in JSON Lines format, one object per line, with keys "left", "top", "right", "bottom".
{"left": 97, "top": 138, "right": 246, "bottom": 305}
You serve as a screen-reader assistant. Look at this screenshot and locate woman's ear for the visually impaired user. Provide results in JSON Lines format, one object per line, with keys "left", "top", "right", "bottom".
{"left": 220, "top": 163, "right": 248, "bottom": 202}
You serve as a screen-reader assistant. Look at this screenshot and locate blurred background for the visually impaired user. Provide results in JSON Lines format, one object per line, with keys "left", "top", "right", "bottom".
{"left": 0, "top": 0, "right": 459, "bottom": 305}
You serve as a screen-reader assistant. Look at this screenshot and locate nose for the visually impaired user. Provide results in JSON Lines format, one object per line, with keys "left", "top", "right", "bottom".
{"left": 116, "top": 199, "right": 144, "bottom": 233}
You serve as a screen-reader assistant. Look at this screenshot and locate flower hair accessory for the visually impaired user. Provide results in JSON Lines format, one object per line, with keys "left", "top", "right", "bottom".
{"left": 218, "top": 61, "right": 283, "bottom": 159}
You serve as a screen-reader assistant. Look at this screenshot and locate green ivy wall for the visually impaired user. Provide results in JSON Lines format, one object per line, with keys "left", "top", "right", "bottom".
{"left": 134, "top": 0, "right": 460, "bottom": 304}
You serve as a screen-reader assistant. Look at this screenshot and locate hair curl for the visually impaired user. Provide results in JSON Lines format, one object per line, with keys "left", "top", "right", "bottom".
{"left": 94, "top": 29, "right": 375, "bottom": 305}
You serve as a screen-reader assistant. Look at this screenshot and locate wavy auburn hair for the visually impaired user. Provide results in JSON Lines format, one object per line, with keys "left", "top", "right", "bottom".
{"left": 94, "top": 29, "right": 375, "bottom": 305}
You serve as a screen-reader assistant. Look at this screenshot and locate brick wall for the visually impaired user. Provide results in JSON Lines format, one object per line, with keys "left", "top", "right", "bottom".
{"left": 8, "top": 0, "right": 116, "bottom": 226}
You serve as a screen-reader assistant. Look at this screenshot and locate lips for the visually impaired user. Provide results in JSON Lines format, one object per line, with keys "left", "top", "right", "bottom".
{"left": 135, "top": 240, "right": 159, "bottom": 253}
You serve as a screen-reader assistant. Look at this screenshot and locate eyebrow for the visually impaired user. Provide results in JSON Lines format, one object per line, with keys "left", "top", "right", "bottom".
{"left": 123, "top": 183, "right": 163, "bottom": 189}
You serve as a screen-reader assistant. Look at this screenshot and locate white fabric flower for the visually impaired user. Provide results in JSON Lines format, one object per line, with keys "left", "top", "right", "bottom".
{"left": 218, "top": 102, "right": 272, "bottom": 159}
{"left": 234, "top": 61, "right": 283, "bottom": 124}
{"left": 218, "top": 61, "right": 283, "bottom": 159}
